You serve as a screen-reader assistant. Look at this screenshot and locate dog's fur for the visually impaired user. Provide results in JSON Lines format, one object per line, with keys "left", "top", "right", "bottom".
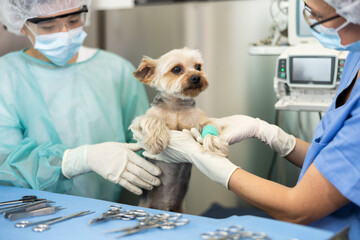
{"left": 130, "top": 47, "right": 228, "bottom": 212}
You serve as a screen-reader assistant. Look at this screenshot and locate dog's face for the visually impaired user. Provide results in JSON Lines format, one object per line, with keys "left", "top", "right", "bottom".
{"left": 133, "top": 48, "right": 209, "bottom": 98}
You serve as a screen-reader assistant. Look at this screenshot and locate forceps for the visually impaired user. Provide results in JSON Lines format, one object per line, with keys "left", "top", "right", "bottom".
{"left": 0, "top": 195, "right": 39, "bottom": 207}
{"left": 4, "top": 202, "right": 53, "bottom": 218}
{"left": 0, "top": 200, "right": 50, "bottom": 214}
{"left": 32, "top": 210, "right": 94, "bottom": 232}
{"left": 8, "top": 206, "right": 65, "bottom": 221}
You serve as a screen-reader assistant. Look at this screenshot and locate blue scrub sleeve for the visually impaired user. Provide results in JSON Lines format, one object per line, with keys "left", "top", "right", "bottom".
{"left": 314, "top": 99, "right": 360, "bottom": 207}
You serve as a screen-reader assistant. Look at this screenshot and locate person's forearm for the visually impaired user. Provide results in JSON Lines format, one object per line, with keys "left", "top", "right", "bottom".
{"left": 228, "top": 169, "right": 299, "bottom": 222}
{"left": 284, "top": 138, "right": 310, "bottom": 168}
{"left": 228, "top": 170, "right": 303, "bottom": 223}
{"left": 227, "top": 138, "right": 311, "bottom": 219}
{"left": 228, "top": 163, "right": 349, "bottom": 225}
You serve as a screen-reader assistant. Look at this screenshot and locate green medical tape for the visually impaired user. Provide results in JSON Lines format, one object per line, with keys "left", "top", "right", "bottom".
{"left": 202, "top": 125, "right": 218, "bottom": 139}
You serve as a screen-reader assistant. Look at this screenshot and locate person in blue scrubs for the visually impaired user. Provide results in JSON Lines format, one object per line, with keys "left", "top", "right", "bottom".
{"left": 0, "top": 0, "right": 161, "bottom": 202}
{"left": 138, "top": 0, "right": 360, "bottom": 239}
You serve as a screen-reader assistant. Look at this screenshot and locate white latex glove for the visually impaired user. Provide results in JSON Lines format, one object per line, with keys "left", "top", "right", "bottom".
{"left": 62, "top": 142, "right": 162, "bottom": 195}
{"left": 211, "top": 115, "right": 296, "bottom": 157}
{"left": 143, "top": 130, "right": 239, "bottom": 189}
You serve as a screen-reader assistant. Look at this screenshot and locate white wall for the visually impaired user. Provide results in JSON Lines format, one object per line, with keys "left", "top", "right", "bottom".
{"left": 0, "top": 26, "right": 30, "bottom": 56}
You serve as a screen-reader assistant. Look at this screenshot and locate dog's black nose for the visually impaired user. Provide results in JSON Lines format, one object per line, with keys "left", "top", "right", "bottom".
{"left": 190, "top": 75, "right": 201, "bottom": 84}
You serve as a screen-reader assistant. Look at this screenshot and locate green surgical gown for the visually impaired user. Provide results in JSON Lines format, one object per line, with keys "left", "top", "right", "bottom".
{"left": 0, "top": 49, "right": 149, "bottom": 201}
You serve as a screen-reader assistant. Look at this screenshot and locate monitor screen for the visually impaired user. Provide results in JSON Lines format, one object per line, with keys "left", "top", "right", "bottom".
{"left": 288, "top": 0, "right": 316, "bottom": 45}
{"left": 289, "top": 56, "right": 336, "bottom": 86}
{"left": 297, "top": 0, "right": 312, "bottom": 37}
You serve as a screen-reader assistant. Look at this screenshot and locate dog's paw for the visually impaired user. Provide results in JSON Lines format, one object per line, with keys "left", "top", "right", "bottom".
{"left": 203, "top": 135, "right": 229, "bottom": 157}
{"left": 129, "top": 117, "right": 143, "bottom": 141}
{"left": 131, "top": 116, "right": 170, "bottom": 154}
{"left": 146, "top": 130, "right": 170, "bottom": 155}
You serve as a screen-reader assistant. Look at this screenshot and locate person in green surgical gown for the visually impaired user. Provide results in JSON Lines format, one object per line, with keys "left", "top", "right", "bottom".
{"left": 0, "top": 0, "right": 162, "bottom": 202}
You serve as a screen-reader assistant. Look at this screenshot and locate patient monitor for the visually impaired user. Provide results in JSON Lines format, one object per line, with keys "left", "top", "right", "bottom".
{"left": 274, "top": 44, "right": 348, "bottom": 111}
{"left": 288, "top": 0, "right": 316, "bottom": 45}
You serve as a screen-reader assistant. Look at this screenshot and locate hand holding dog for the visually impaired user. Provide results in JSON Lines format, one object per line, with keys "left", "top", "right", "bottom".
{"left": 210, "top": 115, "right": 296, "bottom": 157}
{"left": 209, "top": 115, "right": 263, "bottom": 145}
{"left": 141, "top": 130, "right": 202, "bottom": 164}
{"left": 143, "top": 130, "right": 239, "bottom": 189}
{"left": 62, "top": 142, "right": 162, "bottom": 195}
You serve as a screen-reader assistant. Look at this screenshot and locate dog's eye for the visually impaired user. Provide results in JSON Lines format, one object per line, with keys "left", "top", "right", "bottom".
{"left": 171, "top": 66, "right": 183, "bottom": 75}
{"left": 195, "top": 64, "right": 201, "bottom": 71}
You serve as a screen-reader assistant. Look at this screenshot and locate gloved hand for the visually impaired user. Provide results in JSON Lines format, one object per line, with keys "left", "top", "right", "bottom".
{"left": 210, "top": 115, "right": 296, "bottom": 157}
{"left": 143, "top": 130, "right": 239, "bottom": 189}
{"left": 62, "top": 142, "right": 162, "bottom": 195}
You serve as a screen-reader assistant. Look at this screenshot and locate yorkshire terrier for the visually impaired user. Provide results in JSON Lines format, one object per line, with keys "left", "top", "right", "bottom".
{"left": 130, "top": 47, "right": 228, "bottom": 212}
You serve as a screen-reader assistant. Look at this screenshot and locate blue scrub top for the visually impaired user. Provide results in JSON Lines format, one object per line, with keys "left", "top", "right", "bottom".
{"left": 0, "top": 49, "right": 149, "bottom": 202}
{"left": 298, "top": 51, "right": 360, "bottom": 239}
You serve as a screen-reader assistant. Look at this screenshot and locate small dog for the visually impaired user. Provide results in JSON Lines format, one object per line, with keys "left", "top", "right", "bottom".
{"left": 130, "top": 47, "right": 228, "bottom": 212}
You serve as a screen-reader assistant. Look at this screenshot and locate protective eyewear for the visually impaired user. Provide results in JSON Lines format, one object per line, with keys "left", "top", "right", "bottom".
{"left": 302, "top": 2, "right": 341, "bottom": 33}
{"left": 26, "top": 6, "right": 88, "bottom": 35}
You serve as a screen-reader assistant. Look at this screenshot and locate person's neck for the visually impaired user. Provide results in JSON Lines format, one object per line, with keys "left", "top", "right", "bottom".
{"left": 24, "top": 47, "right": 79, "bottom": 64}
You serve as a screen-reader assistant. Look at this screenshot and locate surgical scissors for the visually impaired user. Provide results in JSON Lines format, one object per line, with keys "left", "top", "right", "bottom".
{"left": 15, "top": 217, "right": 63, "bottom": 228}
{"left": 201, "top": 225, "right": 243, "bottom": 240}
{"left": 105, "top": 212, "right": 189, "bottom": 238}
{"left": 117, "top": 218, "right": 189, "bottom": 238}
{"left": 33, "top": 210, "right": 94, "bottom": 232}
{"left": 89, "top": 205, "right": 148, "bottom": 224}
{"left": 201, "top": 225, "right": 270, "bottom": 240}
{"left": 104, "top": 212, "right": 183, "bottom": 234}
{"left": 103, "top": 214, "right": 151, "bottom": 234}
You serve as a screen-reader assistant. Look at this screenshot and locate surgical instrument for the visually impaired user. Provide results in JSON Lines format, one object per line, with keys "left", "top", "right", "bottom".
{"left": 0, "top": 200, "right": 50, "bottom": 214}
{"left": 89, "top": 205, "right": 148, "bottom": 224}
{"left": 4, "top": 202, "right": 53, "bottom": 218}
{"left": 201, "top": 225, "right": 270, "bottom": 240}
{"left": 116, "top": 217, "right": 189, "bottom": 238}
{"left": 0, "top": 198, "right": 48, "bottom": 212}
{"left": 105, "top": 212, "right": 189, "bottom": 238}
{"left": 103, "top": 214, "right": 153, "bottom": 234}
{"left": 8, "top": 206, "right": 65, "bottom": 221}
{"left": 15, "top": 217, "right": 63, "bottom": 228}
{"left": 0, "top": 195, "right": 39, "bottom": 207}
{"left": 32, "top": 210, "right": 94, "bottom": 232}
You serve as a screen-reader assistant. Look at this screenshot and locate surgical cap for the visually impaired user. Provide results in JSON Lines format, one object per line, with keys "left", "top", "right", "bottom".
{"left": 0, "top": 0, "right": 91, "bottom": 35}
{"left": 325, "top": 0, "right": 360, "bottom": 25}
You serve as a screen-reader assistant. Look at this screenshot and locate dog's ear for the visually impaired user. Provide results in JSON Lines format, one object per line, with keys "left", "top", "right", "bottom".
{"left": 133, "top": 57, "right": 157, "bottom": 85}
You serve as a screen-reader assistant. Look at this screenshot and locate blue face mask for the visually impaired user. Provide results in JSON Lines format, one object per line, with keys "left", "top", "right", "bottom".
{"left": 310, "top": 21, "right": 360, "bottom": 52}
{"left": 28, "top": 26, "right": 87, "bottom": 66}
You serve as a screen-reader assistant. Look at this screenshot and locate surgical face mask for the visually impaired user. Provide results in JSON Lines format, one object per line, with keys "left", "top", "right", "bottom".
{"left": 310, "top": 21, "right": 360, "bottom": 52}
{"left": 27, "top": 26, "right": 87, "bottom": 66}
